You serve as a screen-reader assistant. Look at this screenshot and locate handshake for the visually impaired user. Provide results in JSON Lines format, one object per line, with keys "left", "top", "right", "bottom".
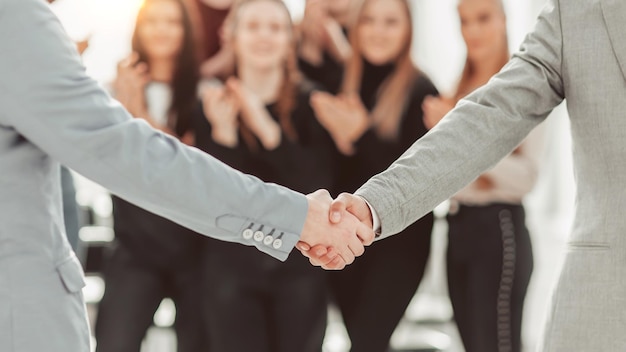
{"left": 296, "top": 190, "right": 377, "bottom": 270}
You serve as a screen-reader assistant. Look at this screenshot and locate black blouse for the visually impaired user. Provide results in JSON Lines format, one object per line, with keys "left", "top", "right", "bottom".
{"left": 298, "top": 51, "right": 345, "bottom": 95}
{"left": 334, "top": 59, "right": 439, "bottom": 195}
{"left": 193, "top": 82, "right": 335, "bottom": 195}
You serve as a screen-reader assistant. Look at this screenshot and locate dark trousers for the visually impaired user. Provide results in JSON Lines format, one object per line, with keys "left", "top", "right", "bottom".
{"left": 95, "top": 243, "right": 206, "bottom": 352}
{"left": 328, "top": 214, "right": 434, "bottom": 352}
{"left": 447, "top": 203, "right": 533, "bottom": 352}
{"left": 201, "top": 241, "right": 327, "bottom": 352}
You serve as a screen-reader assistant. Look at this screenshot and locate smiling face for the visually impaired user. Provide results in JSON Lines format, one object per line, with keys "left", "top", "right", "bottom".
{"left": 232, "top": 0, "right": 292, "bottom": 71}
{"left": 458, "top": 0, "right": 507, "bottom": 64}
{"left": 356, "top": 0, "right": 411, "bottom": 66}
{"left": 136, "top": 0, "right": 185, "bottom": 62}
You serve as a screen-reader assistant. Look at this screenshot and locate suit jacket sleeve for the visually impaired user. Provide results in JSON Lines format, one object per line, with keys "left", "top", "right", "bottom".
{"left": 355, "top": 0, "right": 565, "bottom": 238}
{"left": 0, "top": 0, "right": 307, "bottom": 261}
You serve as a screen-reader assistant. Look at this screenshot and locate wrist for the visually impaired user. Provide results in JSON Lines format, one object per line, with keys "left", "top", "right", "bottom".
{"left": 256, "top": 121, "right": 282, "bottom": 150}
{"left": 348, "top": 119, "right": 369, "bottom": 142}
{"left": 211, "top": 124, "right": 239, "bottom": 147}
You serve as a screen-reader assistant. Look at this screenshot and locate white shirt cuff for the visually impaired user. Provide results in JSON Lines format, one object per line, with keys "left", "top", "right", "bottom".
{"left": 361, "top": 197, "right": 381, "bottom": 236}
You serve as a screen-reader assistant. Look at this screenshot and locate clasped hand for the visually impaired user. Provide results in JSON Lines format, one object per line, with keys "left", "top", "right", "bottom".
{"left": 297, "top": 190, "right": 375, "bottom": 270}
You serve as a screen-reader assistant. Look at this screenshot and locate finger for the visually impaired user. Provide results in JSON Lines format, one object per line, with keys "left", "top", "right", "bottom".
{"left": 309, "top": 92, "right": 323, "bottom": 108}
{"left": 134, "top": 61, "right": 148, "bottom": 72}
{"left": 322, "top": 255, "right": 345, "bottom": 270}
{"left": 338, "top": 245, "right": 355, "bottom": 265}
{"left": 296, "top": 241, "right": 312, "bottom": 252}
{"left": 307, "top": 244, "right": 330, "bottom": 258}
{"left": 225, "top": 94, "right": 239, "bottom": 108}
{"left": 129, "top": 51, "right": 140, "bottom": 64}
{"left": 118, "top": 55, "right": 133, "bottom": 71}
{"left": 311, "top": 91, "right": 333, "bottom": 104}
{"left": 309, "top": 189, "right": 332, "bottom": 203}
{"left": 308, "top": 256, "right": 322, "bottom": 267}
{"left": 346, "top": 228, "right": 365, "bottom": 257}
{"left": 423, "top": 94, "right": 437, "bottom": 102}
{"left": 337, "top": 252, "right": 354, "bottom": 267}
{"left": 314, "top": 252, "right": 339, "bottom": 266}
{"left": 225, "top": 78, "right": 242, "bottom": 96}
{"left": 355, "top": 219, "right": 375, "bottom": 246}
{"left": 307, "top": 247, "right": 337, "bottom": 267}
{"left": 329, "top": 193, "right": 353, "bottom": 224}
{"left": 310, "top": 98, "right": 333, "bottom": 121}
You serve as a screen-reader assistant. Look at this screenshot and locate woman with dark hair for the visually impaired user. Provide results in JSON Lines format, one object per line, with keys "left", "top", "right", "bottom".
{"left": 422, "top": 0, "right": 541, "bottom": 350}
{"left": 193, "top": 0, "right": 334, "bottom": 351}
{"left": 309, "top": 0, "right": 438, "bottom": 350}
{"left": 191, "top": 0, "right": 236, "bottom": 79}
{"left": 94, "top": 1, "right": 206, "bottom": 351}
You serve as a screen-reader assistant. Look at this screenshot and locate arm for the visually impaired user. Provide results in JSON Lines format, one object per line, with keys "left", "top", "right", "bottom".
{"left": 0, "top": 0, "right": 373, "bottom": 262}
{"left": 354, "top": 0, "right": 565, "bottom": 238}
{"left": 476, "top": 125, "right": 545, "bottom": 198}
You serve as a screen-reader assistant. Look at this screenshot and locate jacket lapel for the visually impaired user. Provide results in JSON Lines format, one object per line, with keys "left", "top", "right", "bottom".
{"left": 601, "top": 0, "right": 626, "bottom": 80}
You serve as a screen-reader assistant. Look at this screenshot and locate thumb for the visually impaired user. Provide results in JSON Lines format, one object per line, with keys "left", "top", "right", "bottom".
{"left": 329, "top": 193, "right": 353, "bottom": 224}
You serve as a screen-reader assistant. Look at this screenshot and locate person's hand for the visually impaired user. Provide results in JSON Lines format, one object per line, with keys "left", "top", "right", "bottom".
{"left": 226, "top": 78, "right": 282, "bottom": 150}
{"left": 298, "top": 192, "right": 375, "bottom": 269}
{"left": 474, "top": 175, "right": 495, "bottom": 190}
{"left": 200, "top": 45, "right": 235, "bottom": 79}
{"left": 76, "top": 37, "right": 90, "bottom": 56}
{"left": 310, "top": 92, "right": 369, "bottom": 155}
{"left": 297, "top": 190, "right": 375, "bottom": 270}
{"left": 422, "top": 95, "right": 454, "bottom": 129}
{"left": 329, "top": 193, "right": 374, "bottom": 230}
{"left": 322, "top": 15, "right": 352, "bottom": 62}
{"left": 300, "top": 0, "right": 329, "bottom": 45}
{"left": 202, "top": 85, "right": 240, "bottom": 147}
{"left": 113, "top": 52, "right": 150, "bottom": 118}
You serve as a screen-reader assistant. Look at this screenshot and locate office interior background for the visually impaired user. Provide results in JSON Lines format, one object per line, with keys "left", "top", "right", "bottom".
{"left": 50, "top": 0, "right": 575, "bottom": 351}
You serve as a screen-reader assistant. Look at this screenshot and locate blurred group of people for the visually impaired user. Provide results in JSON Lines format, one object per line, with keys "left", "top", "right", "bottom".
{"left": 91, "top": 0, "right": 542, "bottom": 351}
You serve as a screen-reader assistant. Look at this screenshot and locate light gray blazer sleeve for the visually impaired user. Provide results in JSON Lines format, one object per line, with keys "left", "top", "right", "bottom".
{"left": 0, "top": 0, "right": 307, "bottom": 261}
{"left": 356, "top": 0, "right": 565, "bottom": 238}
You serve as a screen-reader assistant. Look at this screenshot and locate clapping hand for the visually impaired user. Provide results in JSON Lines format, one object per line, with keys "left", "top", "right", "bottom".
{"left": 113, "top": 52, "right": 150, "bottom": 119}
{"left": 226, "top": 78, "right": 282, "bottom": 150}
{"left": 422, "top": 95, "right": 455, "bottom": 130}
{"left": 201, "top": 84, "right": 240, "bottom": 147}
{"left": 310, "top": 91, "right": 369, "bottom": 155}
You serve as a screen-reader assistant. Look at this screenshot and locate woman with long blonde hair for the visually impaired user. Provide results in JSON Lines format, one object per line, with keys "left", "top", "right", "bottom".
{"left": 422, "top": 0, "right": 541, "bottom": 351}
{"left": 310, "top": 0, "right": 438, "bottom": 350}
{"left": 193, "top": 0, "right": 334, "bottom": 351}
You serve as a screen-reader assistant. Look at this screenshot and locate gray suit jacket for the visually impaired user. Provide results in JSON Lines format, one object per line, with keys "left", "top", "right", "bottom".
{"left": 0, "top": 0, "right": 308, "bottom": 351}
{"left": 357, "top": 0, "right": 626, "bottom": 350}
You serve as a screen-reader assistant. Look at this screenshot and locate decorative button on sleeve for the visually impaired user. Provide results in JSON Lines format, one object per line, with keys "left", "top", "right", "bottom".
{"left": 243, "top": 229, "right": 254, "bottom": 240}
{"left": 254, "top": 231, "right": 265, "bottom": 242}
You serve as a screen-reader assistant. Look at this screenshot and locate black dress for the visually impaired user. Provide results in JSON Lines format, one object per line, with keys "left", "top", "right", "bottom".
{"left": 193, "top": 82, "right": 335, "bottom": 352}
{"left": 328, "top": 59, "right": 439, "bottom": 352}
